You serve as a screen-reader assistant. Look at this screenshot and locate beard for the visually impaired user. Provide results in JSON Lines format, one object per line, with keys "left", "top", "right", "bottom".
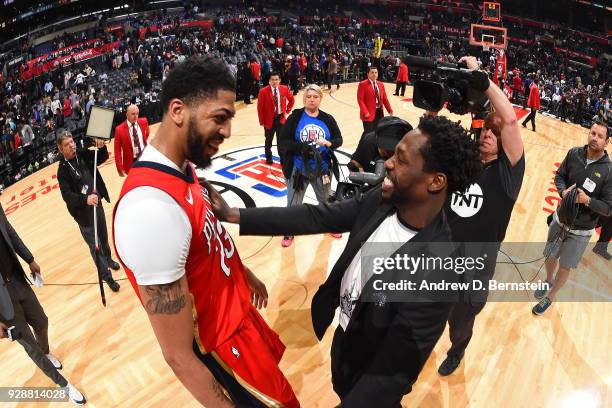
{"left": 186, "top": 117, "right": 213, "bottom": 169}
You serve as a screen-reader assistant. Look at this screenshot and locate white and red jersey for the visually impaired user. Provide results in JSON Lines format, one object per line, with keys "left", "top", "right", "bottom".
{"left": 113, "top": 160, "right": 251, "bottom": 353}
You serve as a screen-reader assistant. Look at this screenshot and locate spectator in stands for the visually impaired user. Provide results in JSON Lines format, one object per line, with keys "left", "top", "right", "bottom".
{"left": 63, "top": 96, "right": 72, "bottom": 120}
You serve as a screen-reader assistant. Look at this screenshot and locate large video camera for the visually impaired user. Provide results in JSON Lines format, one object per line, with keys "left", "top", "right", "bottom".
{"left": 333, "top": 117, "right": 412, "bottom": 202}
{"left": 406, "top": 55, "right": 490, "bottom": 116}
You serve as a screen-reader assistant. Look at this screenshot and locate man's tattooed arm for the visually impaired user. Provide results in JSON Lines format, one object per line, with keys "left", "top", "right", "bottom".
{"left": 144, "top": 280, "right": 187, "bottom": 315}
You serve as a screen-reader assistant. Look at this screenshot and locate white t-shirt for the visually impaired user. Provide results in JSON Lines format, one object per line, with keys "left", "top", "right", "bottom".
{"left": 114, "top": 145, "right": 192, "bottom": 286}
{"left": 338, "top": 213, "right": 418, "bottom": 330}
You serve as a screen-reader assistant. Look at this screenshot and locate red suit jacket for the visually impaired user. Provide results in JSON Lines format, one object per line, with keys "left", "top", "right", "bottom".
{"left": 396, "top": 63, "right": 409, "bottom": 82}
{"left": 257, "top": 85, "right": 295, "bottom": 130}
{"left": 527, "top": 84, "right": 541, "bottom": 110}
{"left": 357, "top": 79, "right": 393, "bottom": 122}
{"left": 114, "top": 117, "right": 150, "bottom": 174}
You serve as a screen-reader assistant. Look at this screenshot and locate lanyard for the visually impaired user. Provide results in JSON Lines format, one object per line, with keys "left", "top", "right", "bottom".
{"left": 66, "top": 156, "right": 81, "bottom": 178}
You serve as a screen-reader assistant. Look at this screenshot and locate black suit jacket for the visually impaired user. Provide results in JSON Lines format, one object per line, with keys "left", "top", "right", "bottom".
{"left": 240, "top": 187, "right": 455, "bottom": 407}
{"left": 0, "top": 205, "right": 35, "bottom": 321}
{"left": 57, "top": 146, "right": 110, "bottom": 226}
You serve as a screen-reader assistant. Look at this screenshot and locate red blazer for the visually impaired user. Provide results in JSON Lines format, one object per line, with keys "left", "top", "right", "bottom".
{"left": 357, "top": 79, "right": 393, "bottom": 122}
{"left": 257, "top": 85, "right": 295, "bottom": 130}
{"left": 527, "top": 84, "right": 541, "bottom": 110}
{"left": 396, "top": 63, "right": 409, "bottom": 83}
{"left": 114, "top": 117, "right": 150, "bottom": 174}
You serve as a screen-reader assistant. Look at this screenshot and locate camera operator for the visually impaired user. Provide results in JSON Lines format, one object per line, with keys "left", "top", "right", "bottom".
{"left": 348, "top": 116, "right": 412, "bottom": 174}
{"left": 533, "top": 122, "right": 611, "bottom": 315}
{"left": 56, "top": 132, "right": 121, "bottom": 293}
{"left": 205, "top": 115, "right": 482, "bottom": 406}
{"left": 437, "top": 56, "right": 525, "bottom": 377}
{"left": 0, "top": 205, "right": 86, "bottom": 405}
{"left": 277, "top": 84, "right": 343, "bottom": 248}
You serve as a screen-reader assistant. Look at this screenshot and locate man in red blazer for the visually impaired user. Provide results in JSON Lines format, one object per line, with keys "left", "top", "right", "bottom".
{"left": 114, "top": 104, "right": 150, "bottom": 176}
{"left": 521, "top": 79, "right": 540, "bottom": 132}
{"left": 257, "top": 72, "right": 295, "bottom": 164}
{"left": 394, "top": 60, "right": 409, "bottom": 97}
{"left": 357, "top": 66, "right": 393, "bottom": 133}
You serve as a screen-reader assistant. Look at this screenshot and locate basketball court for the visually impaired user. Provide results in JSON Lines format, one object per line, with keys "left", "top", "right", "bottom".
{"left": 0, "top": 82, "right": 609, "bottom": 407}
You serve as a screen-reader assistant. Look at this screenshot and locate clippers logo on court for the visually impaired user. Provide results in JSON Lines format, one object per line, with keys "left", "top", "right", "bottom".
{"left": 450, "top": 183, "right": 484, "bottom": 218}
{"left": 199, "top": 146, "right": 351, "bottom": 208}
{"left": 299, "top": 124, "right": 325, "bottom": 143}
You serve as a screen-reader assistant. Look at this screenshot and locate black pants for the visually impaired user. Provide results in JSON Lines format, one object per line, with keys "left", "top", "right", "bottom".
{"left": 264, "top": 115, "right": 282, "bottom": 164}
{"left": 78, "top": 204, "right": 113, "bottom": 282}
{"left": 522, "top": 108, "right": 537, "bottom": 131}
{"left": 3, "top": 277, "right": 67, "bottom": 387}
{"left": 362, "top": 108, "right": 384, "bottom": 133}
{"left": 327, "top": 72, "right": 338, "bottom": 89}
{"left": 597, "top": 216, "right": 611, "bottom": 243}
{"left": 394, "top": 82, "right": 406, "bottom": 96}
{"left": 447, "top": 300, "right": 487, "bottom": 358}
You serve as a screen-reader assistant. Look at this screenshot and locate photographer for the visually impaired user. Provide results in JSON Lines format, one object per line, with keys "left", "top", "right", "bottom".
{"left": 534, "top": 122, "right": 611, "bottom": 315}
{"left": 0, "top": 205, "right": 85, "bottom": 405}
{"left": 349, "top": 116, "right": 413, "bottom": 174}
{"left": 56, "top": 132, "right": 121, "bottom": 293}
{"left": 437, "top": 56, "right": 525, "bottom": 376}
{"left": 206, "top": 115, "right": 482, "bottom": 407}
{"left": 278, "top": 84, "right": 343, "bottom": 248}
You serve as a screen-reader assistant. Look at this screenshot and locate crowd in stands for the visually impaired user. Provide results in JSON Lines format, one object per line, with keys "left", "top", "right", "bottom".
{"left": 0, "top": 0, "right": 609, "bottom": 188}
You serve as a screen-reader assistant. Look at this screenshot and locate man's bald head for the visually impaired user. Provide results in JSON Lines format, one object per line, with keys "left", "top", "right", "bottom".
{"left": 127, "top": 104, "right": 139, "bottom": 124}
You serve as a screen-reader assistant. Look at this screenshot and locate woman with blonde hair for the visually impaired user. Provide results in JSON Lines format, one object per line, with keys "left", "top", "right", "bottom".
{"left": 277, "top": 84, "right": 343, "bottom": 247}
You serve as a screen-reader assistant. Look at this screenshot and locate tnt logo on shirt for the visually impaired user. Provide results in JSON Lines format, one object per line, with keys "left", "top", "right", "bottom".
{"left": 299, "top": 124, "right": 326, "bottom": 143}
{"left": 450, "top": 183, "right": 484, "bottom": 218}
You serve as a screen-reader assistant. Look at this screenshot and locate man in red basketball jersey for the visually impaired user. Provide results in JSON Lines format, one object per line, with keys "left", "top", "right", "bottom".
{"left": 113, "top": 57, "right": 300, "bottom": 408}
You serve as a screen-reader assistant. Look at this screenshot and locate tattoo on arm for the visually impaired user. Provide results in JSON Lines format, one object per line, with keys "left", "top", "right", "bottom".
{"left": 145, "top": 281, "right": 186, "bottom": 315}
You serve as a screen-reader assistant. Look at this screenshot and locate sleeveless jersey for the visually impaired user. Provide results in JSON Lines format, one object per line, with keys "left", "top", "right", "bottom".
{"left": 113, "top": 160, "right": 251, "bottom": 353}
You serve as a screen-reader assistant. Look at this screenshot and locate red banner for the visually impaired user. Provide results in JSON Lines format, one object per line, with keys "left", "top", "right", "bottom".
{"left": 493, "top": 50, "right": 507, "bottom": 85}
{"left": 21, "top": 41, "right": 120, "bottom": 80}
{"left": 554, "top": 47, "right": 598, "bottom": 67}
{"left": 26, "top": 38, "right": 101, "bottom": 71}
{"left": 138, "top": 20, "right": 212, "bottom": 39}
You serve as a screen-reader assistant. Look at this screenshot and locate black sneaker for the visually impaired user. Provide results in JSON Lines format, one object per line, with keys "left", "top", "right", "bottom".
{"left": 108, "top": 259, "right": 121, "bottom": 271}
{"left": 105, "top": 279, "right": 120, "bottom": 292}
{"left": 534, "top": 280, "right": 552, "bottom": 300}
{"left": 592, "top": 243, "right": 611, "bottom": 260}
{"left": 438, "top": 355, "right": 462, "bottom": 376}
{"left": 532, "top": 297, "right": 552, "bottom": 316}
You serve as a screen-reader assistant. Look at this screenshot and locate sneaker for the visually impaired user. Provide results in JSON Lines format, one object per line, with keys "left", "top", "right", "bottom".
{"left": 281, "top": 236, "right": 294, "bottom": 248}
{"left": 521, "top": 122, "right": 527, "bottom": 128}
{"left": 438, "top": 355, "right": 462, "bottom": 376}
{"left": 592, "top": 242, "right": 611, "bottom": 260}
{"left": 330, "top": 233, "right": 342, "bottom": 239}
{"left": 46, "top": 353, "right": 62, "bottom": 370}
{"left": 66, "top": 383, "right": 87, "bottom": 405}
{"left": 532, "top": 297, "right": 552, "bottom": 316}
{"left": 534, "top": 280, "right": 552, "bottom": 300}
{"left": 105, "top": 279, "right": 120, "bottom": 292}
{"left": 107, "top": 259, "right": 121, "bottom": 271}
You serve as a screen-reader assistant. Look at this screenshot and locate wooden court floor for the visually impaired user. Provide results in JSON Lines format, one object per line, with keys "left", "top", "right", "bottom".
{"left": 0, "top": 82, "right": 609, "bottom": 408}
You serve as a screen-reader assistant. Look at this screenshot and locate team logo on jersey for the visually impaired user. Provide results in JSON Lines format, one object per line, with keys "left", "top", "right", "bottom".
{"left": 299, "top": 124, "right": 326, "bottom": 143}
{"left": 199, "top": 146, "right": 352, "bottom": 208}
{"left": 450, "top": 183, "right": 484, "bottom": 218}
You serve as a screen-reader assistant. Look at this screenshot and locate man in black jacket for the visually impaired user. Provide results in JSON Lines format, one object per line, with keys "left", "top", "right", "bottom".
{"left": 0, "top": 205, "right": 86, "bottom": 405}
{"left": 534, "top": 122, "right": 611, "bottom": 315}
{"left": 56, "top": 132, "right": 121, "bottom": 292}
{"left": 207, "top": 115, "right": 482, "bottom": 407}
